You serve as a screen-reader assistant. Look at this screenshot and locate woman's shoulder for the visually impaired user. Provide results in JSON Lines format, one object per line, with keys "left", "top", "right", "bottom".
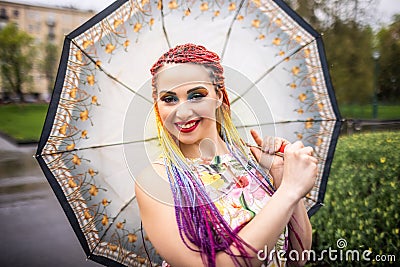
{"left": 135, "top": 162, "right": 173, "bottom": 205}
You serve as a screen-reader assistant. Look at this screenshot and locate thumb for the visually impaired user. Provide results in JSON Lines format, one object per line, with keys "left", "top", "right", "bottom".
{"left": 250, "top": 146, "right": 273, "bottom": 170}
{"left": 250, "top": 146, "right": 262, "bottom": 162}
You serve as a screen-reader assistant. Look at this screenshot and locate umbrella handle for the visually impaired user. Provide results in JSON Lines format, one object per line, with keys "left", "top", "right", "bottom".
{"left": 246, "top": 143, "right": 286, "bottom": 158}
{"left": 275, "top": 143, "right": 286, "bottom": 158}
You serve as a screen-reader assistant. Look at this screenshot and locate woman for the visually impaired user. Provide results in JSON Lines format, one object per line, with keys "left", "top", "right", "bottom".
{"left": 135, "top": 44, "right": 317, "bottom": 266}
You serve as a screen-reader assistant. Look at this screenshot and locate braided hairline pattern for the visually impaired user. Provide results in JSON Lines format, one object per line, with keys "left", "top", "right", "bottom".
{"left": 150, "top": 44, "right": 229, "bottom": 109}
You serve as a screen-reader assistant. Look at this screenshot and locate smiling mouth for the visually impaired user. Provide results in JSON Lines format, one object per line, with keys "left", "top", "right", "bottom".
{"left": 175, "top": 119, "right": 201, "bottom": 133}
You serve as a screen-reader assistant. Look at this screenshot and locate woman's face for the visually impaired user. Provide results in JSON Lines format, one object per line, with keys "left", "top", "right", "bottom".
{"left": 155, "top": 63, "right": 222, "bottom": 146}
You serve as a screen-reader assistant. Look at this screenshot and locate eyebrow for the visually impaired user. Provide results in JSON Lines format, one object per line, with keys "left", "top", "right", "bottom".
{"left": 158, "top": 86, "right": 209, "bottom": 96}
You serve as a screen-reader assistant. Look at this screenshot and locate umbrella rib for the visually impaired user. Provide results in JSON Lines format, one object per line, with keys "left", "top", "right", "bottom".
{"left": 70, "top": 39, "right": 153, "bottom": 104}
{"left": 39, "top": 137, "right": 159, "bottom": 157}
{"left": 230, "top": 37, "right": 318, "bottom": 105}
{"left": 160, "top": 1, "right": 171, "bottom": 49}
{"left": 236, "top": 118, "right": 338, "bottom": 129}
{"left": 220, "top": 0, "right": 246, "bottom": 61}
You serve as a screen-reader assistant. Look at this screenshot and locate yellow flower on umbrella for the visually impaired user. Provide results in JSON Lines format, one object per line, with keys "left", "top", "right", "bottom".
{"left": 298, "top": 93, "right": 307, "bottom": 102}
{"left": 87, "top": 75, "right": 95, "bottom": 86}
{"left": 84, "top": 210, "right": 92, "bottom": 220}
{"left": 116, "top": 222, "right": 124, "bottom": 229}
{"left": 272, "top": 37, "right": 281, "bottom": 46}
{"left": 88, "top": 168, "right": 96, "bottom": 176}
{"left": 292, "top": 66, "right": 300, "bottom": 75}
{"left": 72, "top": 154, "right": 81, "bottom": 165}
{"left": 59, "top": 123, "right": 67, "bottom": 135}
{"left": 128, "top": 233, "right": 138, "bottom": 243}
{"left": 102, "top": 215, "right": 109, "bottom": 226}
{"left": 82, "top": 40, "right": 93, "bottom": 49}
{"left": 108, "top": 243, "right": 118, "bottom": 251}
{"left": 184, "top": 8, "right": 191, "bottom": 16}
{"left": 66, "top": 143, "right": 75, "bottom": 151}
{"left": 80, "top": 109, "right": 89, "bottom": 121}
{"left": 105, "top": 44, "right": 115, "bottom": 54}
{"left": 69, "top": 87, "right": 77, "bottom": 98}
{"left": 133, "top": 23, "right": 142, "bottom": 32}
{"left": 168, "top": 0, "right": 178, "bottom": 9}
{"left": 89, "top": 184, "right": 99, "bottom": 196}
{"left": 305, "top": 118, "right": 314, "bottom": 129}
{"left": 68, "top": 178, "right": 77, "bottom": 188}
{"left": 252, "top": 19, "right": 260, "bottom": 28}
{"left": 75, "top": 50, "right": 82, "bottom": 62}
{"left": 252, "top": 0, "right": 261, "bottom": 7}
{"left": 114, "top": 19, "right": 123, "bottom": 29}
{"left": 124, "top": 40, "right": 130, "bottom": 48}
{"left": 200, "top": 2, "right": 208, "bottom": 11}
{"left": 91, "top": 95, "right": 98, "bottom": 105}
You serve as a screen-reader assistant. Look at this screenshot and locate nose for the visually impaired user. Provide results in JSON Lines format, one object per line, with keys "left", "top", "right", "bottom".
{"left": 175, "top": 101, "right": 194, "bottom": 121}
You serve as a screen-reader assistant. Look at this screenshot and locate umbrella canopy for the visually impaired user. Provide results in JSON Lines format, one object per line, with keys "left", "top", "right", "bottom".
{"left": 36, "top": 0, "right": 341, "bottom": 266}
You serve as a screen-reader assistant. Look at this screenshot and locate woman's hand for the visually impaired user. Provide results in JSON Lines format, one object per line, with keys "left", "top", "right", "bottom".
{"left": 249, "top": 129, "right": 290, "bottom": 188}
{"left": 281, "top": 141, "right": 318, "bottom": 200}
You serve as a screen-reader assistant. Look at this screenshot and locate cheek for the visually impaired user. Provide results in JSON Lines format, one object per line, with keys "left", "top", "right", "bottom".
{"left": 157, "top": 104, "right": 173, "bottom": 124}
{"left": 196, "top": 99, "right": 218, "bottom": 119}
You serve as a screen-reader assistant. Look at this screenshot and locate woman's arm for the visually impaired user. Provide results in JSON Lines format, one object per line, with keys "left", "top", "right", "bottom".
{"left": 136, "top": 141, "right": 317, "bottom": 266}
{"left": 249, "top": 130, "right": 313, "bottom": 266}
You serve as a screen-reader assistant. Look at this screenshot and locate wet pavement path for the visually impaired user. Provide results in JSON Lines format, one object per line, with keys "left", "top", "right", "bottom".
{"left": 0, "top": 141, "right": 101, "bottom": 267}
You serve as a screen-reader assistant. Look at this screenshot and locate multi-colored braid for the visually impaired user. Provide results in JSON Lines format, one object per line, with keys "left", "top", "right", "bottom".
{"left": 150, "top": 44, "right": 282, "bottom": 266}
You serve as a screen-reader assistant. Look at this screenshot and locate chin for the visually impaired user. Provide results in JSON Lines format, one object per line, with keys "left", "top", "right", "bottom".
{"left": 176, "top": 136, "right": 201, "bottom": 146}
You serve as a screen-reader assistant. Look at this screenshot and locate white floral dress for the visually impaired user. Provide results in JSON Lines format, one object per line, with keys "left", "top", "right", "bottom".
{"left": 160, "top": 153, "right": 288, "bottom": 267}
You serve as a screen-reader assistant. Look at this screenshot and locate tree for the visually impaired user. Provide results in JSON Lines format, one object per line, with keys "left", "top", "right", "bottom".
{"left": 377, "top": 15, "right": 400, "bottom": 102}
{"left": 286, "top": 0, "right": 377, "bottom": 105}
{"left": 324, "top": 21, "right": 375, "bottom": 104}
{"left": 41, "top": 41, "right": 59, "bottom": 94}
{"left": 0, "top": 23, "right": 36, "bottom": 102}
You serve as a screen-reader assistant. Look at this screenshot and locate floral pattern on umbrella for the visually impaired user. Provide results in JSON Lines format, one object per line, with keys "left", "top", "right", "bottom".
{"left": 36, "top": 0, "right": 341, "bottom": 266}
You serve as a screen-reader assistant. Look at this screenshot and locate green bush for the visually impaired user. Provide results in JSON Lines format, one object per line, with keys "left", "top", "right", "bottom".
{"left": 310, "top": 131, "right": 399, "bottom": 266}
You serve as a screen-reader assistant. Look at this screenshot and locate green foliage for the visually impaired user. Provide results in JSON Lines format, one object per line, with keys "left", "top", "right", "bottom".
{"left": 324, "top": 21, "right": 375, "bottom": 105}
{"left": 41, "top": 41, "right": 59, "bottom": 93}
{"left": 0, "top": 104, "right": 48, "bottom": 142}
{"left": 287, "top": 0, "right": 378, "bottom": 105}
{"left": 0, "top": 23, "right": 36, "bottom": 102}
{"left": 340, "top": 103, "right": 400, "bottom": 119}
{"left": 310, "top": 131, "right": 400, "bottom": 266}
{"left": 377, "top": 17, "right": 400, "bottom": 102}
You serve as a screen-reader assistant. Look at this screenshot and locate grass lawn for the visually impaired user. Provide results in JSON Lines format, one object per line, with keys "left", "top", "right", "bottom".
{"left": 339, "top": 103, "right": 400, "bottom": 120}
{"left": 0, "top": 103, "right": 48, "bottom": 143}
{"left": 310, "top": 131, "right": 399, "bottom": 266}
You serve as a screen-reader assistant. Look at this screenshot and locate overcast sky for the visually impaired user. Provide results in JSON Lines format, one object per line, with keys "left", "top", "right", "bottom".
{"left": 8, "top": 0, "right": 400, "bottom": 26}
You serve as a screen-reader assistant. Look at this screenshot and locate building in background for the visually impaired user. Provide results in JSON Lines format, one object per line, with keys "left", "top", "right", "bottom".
{"left": 0, "top": 0, "right": 95, "bottom": 101}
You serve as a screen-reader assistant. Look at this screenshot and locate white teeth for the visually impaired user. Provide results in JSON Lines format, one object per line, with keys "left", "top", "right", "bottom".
{"left": 180, "top": 121, "right": 196, "bottom": 129}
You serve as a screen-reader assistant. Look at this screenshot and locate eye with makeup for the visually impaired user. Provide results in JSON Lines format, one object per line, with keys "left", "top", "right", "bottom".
{"left": 159, "top": 93, "right": 178, "bottom": 104}
{"left": 187, "top": 88, "right": 209, "bottom": 102}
